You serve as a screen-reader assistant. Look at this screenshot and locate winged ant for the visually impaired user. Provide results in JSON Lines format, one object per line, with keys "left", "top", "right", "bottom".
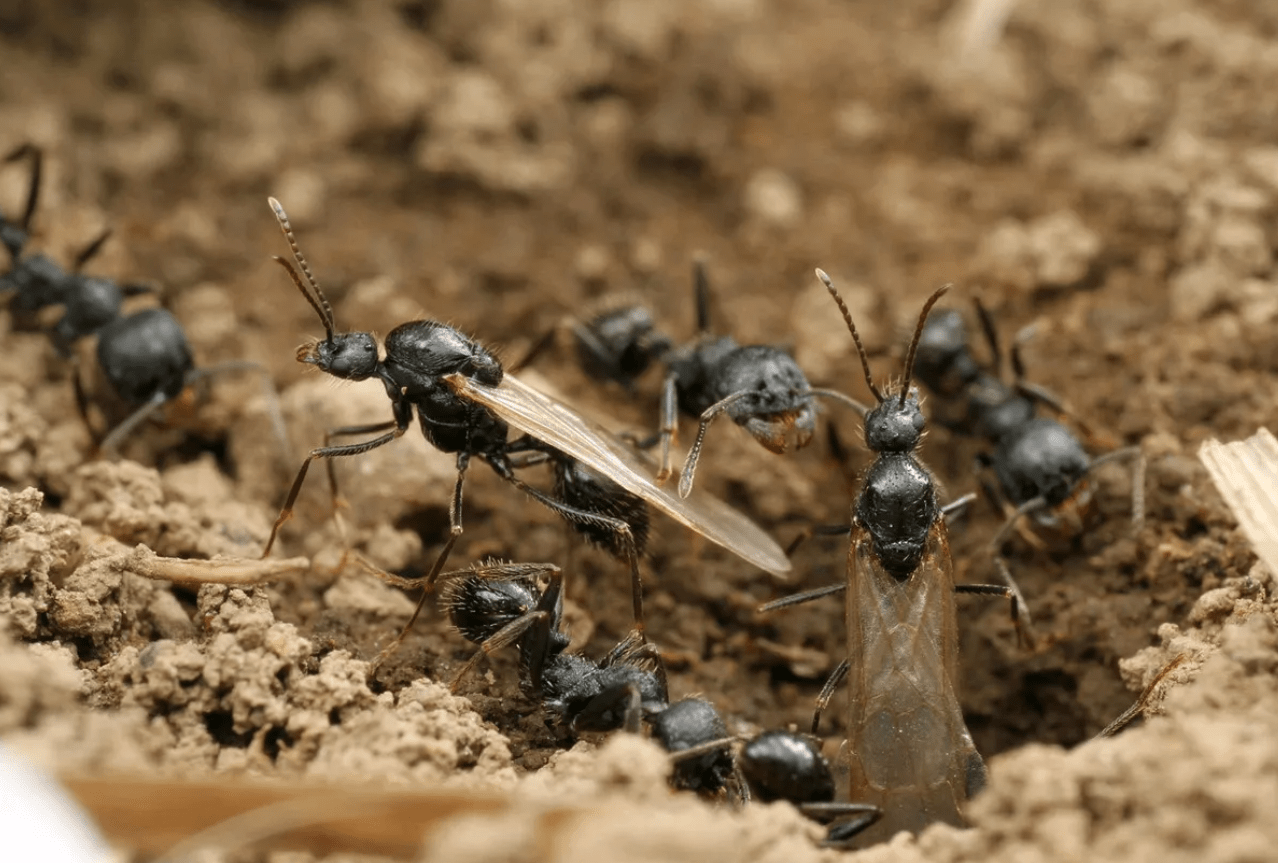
{"left": 1, "top": 145, "right": 285, "bottom": 457}
{"left": 262, "top": 199, "right": 790, "bottom": 662}
{"left": 755, "top": 272, "right": 1028, "bottom": 845}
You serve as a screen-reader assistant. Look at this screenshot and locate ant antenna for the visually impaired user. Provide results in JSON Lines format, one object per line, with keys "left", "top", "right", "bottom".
{"left": 816, "top": 268, "right": 882, "bottom": 404}
{"left": 4, "top": 144, "right": 42, "bottom": 232}
{"left": 899, "top": 284, "right": 950, "bottom": 408}
{"left": 268, "top": 197, "right": 334, "bottom": 338}
{"left": 692, "top": 252, "right": 713, "bottom": 334}
{"left": 973, "top": 296, "right": 1003, "bottom": 378}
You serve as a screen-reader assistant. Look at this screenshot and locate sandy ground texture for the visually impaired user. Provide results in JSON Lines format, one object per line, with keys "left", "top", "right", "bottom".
{"left": 2, "top": 0, "right": 1277, "bottom": 860}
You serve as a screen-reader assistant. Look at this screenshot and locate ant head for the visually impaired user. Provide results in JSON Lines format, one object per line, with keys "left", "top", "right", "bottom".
{"left": 297, "top": 331, "right": 379, "bottom": 380}
{"left": 816, "top": 269, "right": 948, "bottom": 453}
{"left": 269, "top": 197, "right": 380, "bottom": 382}
{"left": 863, "top": 387, "right": 925, "bottom": 453}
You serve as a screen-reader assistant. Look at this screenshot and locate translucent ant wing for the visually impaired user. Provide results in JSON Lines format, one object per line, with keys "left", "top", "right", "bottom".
{"left": 444, "top": 371, "right": 792, "bottom": 577}
{"left": 843, "top": 522, "right": 981, "bottom": 843}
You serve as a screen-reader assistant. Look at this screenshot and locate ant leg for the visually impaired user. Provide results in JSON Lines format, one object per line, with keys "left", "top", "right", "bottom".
{"left": 422, "top": 453, "right": 471, "bottom": 593}
{"left": 811, "top": 805, "right": 883, "bottom": 847}
{"left": 957, "top": 582, "right": 1033, "bottom": 648}
{"left": 262, "top": 401, "right": 411, "bottom": 557}
{"left": 692, "top": 254, "right": 713, "bottom": 334}
{"left": 655, "top": 371, "right": 680, "bottom": 483}
{"left": 941, "top": 492, "right": 978, "bottom": 522}
{"left": 3, "top": 143, "right": 42, "bottom": 239}
{"left": 72, "top": 227, "right": 112, "bottom": 272}
{"left": 317, "top": 419, "right": 400, "bottom": 553}
{"left": 567, "top": 319, "right": 616, "bottom": 376}
{"left": 985, "top": 494, "right": 1046, "bottom": 629}
{"left": 678, "top": 390, "right": 751, "bottom": 499}
{"left": 572, "top": 682, "right": 642, "bottom": 734}
{"left": 502, "top": 473, "right": 646, "bottom": 633}
{"left": 758, "top": 582, "right": 846, "bottom": 614}
{"left": 99, "top": 391, "right": 169, "bottom": 456}
{"left": 785, "top": 523, "right": 850, "bottom": 557}
{"left": 1093, "top": 653, "right": 1189, "bottom": 739}
{"left": 621, "top": 683, "right": 644, "bottom": 734}
{"left": 605, "top": 631, "right": 667, "bottom": 695}
{"left": 506, "top": 451, "right": 553, "bottom": 469}
{"left": 187, "top": 360, "right": 292, "bottom": 463}
{"left": 508, "top": 324, "right": 559, "bottom": 374}
{"left": 973, "top": 296, "right": 1004, "bottom": 375}
{"left": 1130, "top": 447, "right": 1147, "bottom": 533}
{"left": 811, "top": 658, "right": 849, "bottom": 734}
{"left": 371, "top": 454, "right": 471, "bottom": 672}
{"left": 807, "top": 388, "right": 870, "bottom": 418}
{"left": 1084, "top": 444, "right": 1145, "bottom": 530}
{"left": 988, "top": 494, "right": 1048, "bottom": 558}
{"left": 71, "top": 361, "right": 101, "bottom": 446}
{"left": 448, "top": 608, "right": 553, "bottom": 692}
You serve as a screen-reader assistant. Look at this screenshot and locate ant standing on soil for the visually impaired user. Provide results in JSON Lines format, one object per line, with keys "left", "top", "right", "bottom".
{"left": 520, "top": 257, "right": 861, "bottom": 499}
{"left": 0, "top": 145, "right": 285, "bottom": 456}
{"left": 442, "top": 560, "right": 881, "bottom": 844}
{"left": 262, "top": 199, "right": 790, "bottom": 662}
{"left": 912, "top": 299, "right": 1145, "bottom": 591}
{"left": 760, "top": 273, "right": 1025, "bottom": 846}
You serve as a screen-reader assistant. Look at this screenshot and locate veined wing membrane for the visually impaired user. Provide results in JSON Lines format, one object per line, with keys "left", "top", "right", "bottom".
{"left": 444, "top": 372, "right": 791, "bottom": 577}
{"left": 844, "top": 522, "right": 981, "bottom": 841}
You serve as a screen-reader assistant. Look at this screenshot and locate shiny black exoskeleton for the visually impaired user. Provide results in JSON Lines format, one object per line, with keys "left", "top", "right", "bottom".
{"left": 658, "top": 259, "right": 831, "bottom": 498}
{"left": 572, "top": 300, "right": 672, "bottom": 391}
{"left": 1, "top": 145, "right": 151, "bottom": 349}
{"left": 517, "top": 257, "right": 839, "bottom": 498}
{"left": 445, "top": 564, "right": 731, "bottom": 789}
{"left": 739, "top": 731, "right": 880, "bottom": 845}
{"left": 740, "top": 730, "right": 835, "bottom": 804}
{"left": 913, "top": 299, "right": 1143, "bottom": 552}
{"left": 442, "top": 562, "right": 666, "bottom": 734}
{"left": 2, "top": 146, "right": 276, "bottom": 456}
{"left": 759, "top": 275, "right": 1026, "bottom": 738}
{"left": 651, "top": 697, "right": 736, "bottom": 793}
{"left": 443, "top": 562, "right": 878, "bottom": 844}
{"left": 552, "top": 455, "right": 651, "bottom": 559}
{"left": 264, "top": 198, "right": 651, "bottom": 655}
{"left": 855, "top": 390, "right": 938, "bottom": 577}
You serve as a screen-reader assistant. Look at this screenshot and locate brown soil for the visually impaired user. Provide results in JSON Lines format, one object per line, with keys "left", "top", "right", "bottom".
{"left": 2, "top": 1, "right": 1277, "bottom": 860}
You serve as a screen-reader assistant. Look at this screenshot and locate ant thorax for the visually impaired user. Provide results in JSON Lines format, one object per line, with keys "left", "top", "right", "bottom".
{"left": 855, "top": 453, "right": 939, "bottom": 578}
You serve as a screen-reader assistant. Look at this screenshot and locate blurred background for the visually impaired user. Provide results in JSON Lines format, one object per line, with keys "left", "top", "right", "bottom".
{"left": 1, "top": 0, "right": 1275, "bottom": 853}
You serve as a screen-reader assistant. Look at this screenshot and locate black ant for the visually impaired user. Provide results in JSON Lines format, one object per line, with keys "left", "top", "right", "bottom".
{"left": 1, "top": 145, "right": 284, "bottom": 456}
{"left": 660, "top": 721, "right": 881, "bottom": 845}
{"left": 757, "top": 272, "right": 1026, "bottom": 845}
{"left": 263, "top": 199, "right": 790, "bottom": 661}
{"left": 443, "top": 560, "right": 666, "bottom": 733}
{"left": 517, "top": 296, "right": 673, "bottom": 393}
{"left": 444, "top": 560, "right": 881, "bottom": 845}
{"left": 737, "top": 730, "right": 882, "bottom": 847}
{"left": 519, "top": 256, "right": 860, "bottom": 499}
{"left": 912, "top": 299, "right": 1144, "bottom": 583}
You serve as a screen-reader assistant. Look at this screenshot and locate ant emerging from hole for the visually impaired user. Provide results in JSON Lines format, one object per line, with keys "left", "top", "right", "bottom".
{"left": 759, "top": 272, "right": 1026, "bottom": 846}
{"left": 0, "top": 145, "right": 286, "bottom": 457}
{"left": 517, "top": 256, "right": 862, "bottom": 499}
{"left": 912, "top": 298, "right": 1145, "bottom": 594}
{"left": 262, "top": 199, "right": 791, "bottom": 663}
{"left": 442, "top": 560, "right": 881, "bottom": 846}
